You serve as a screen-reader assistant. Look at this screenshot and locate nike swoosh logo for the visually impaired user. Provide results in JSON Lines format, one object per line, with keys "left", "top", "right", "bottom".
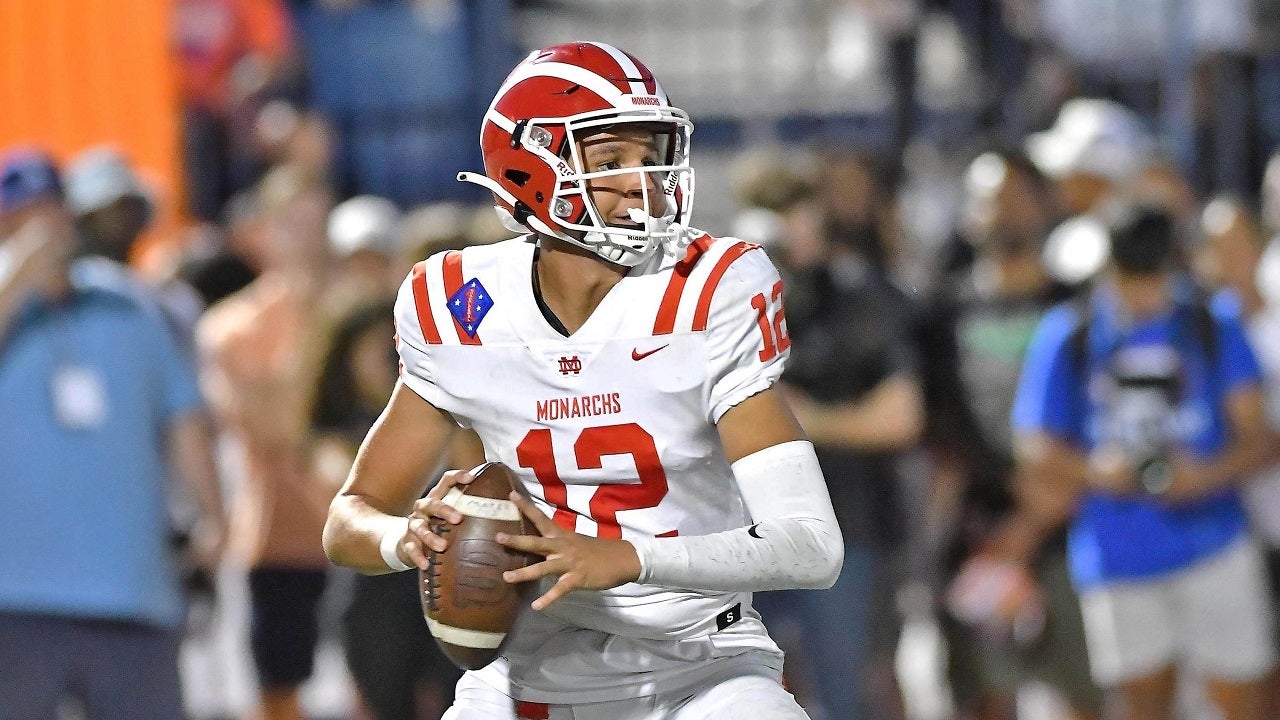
{"left": 747, "top": 523, "right": 763, "bottom": 539}
{"left": 631, "top": 344, "right": 669, "bottom": 361}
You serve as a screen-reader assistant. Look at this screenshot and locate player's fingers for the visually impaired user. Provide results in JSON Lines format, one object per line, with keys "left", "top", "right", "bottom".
{"left": 531, "top": 574, "right": 577, "bottom": 611}
{"left": 501, "top": 557, "right": 559, "bottom": 584}
{"left": 414, "top": 494, "right": 463, "bottom": 525}
{"left": 441, "top": 467, "right": 476, "bottom": 487}
{"left": 508, "top": 491, "right": 561, "bottom": 536}
{"left": 402, "top": 537, "right": 430, "bottom": 571}
{"left": 495, "top": 530, "right": 556, "bottom": 556}
{"left": 408, "top": 517, "right": 449, "bottom": 553}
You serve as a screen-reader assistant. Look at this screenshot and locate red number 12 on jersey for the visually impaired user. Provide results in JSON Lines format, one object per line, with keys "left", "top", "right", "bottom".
{"left": 516, "top": 423, "right": 675, "bottom": 538}
{"left": 752, "top": 279, "right": 790, "bottom": 362}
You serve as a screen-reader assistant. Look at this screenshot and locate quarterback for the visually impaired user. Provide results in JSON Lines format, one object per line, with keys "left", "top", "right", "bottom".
{"left": 323, "top": 42, "right": 843, "bottom": 720}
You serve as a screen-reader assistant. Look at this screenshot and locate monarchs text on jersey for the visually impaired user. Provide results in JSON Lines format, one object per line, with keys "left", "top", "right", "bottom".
{"left": 392, "top": 232, "right": 791, "bottom": 701}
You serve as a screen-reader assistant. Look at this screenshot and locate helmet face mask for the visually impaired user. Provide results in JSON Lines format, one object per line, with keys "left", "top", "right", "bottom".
{"left": 460, "top": 43, "right": 696, "bottom": 267}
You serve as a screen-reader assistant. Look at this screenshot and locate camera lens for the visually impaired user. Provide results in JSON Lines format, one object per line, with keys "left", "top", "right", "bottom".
{"left": 1137, "top": 456, "right": 1173, "bottom": 496}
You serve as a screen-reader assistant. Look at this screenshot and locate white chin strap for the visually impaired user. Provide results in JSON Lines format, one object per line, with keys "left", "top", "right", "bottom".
{"left": 626, "top": 208, "right": 694, "bottom": 258}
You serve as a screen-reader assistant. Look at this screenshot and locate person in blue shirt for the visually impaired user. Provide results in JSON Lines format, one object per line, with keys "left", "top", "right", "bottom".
{"left": 1011, "top": 202, "right": 1278, "bottom": 720}
{"left": 0, "top": 149, "right": 227, "bottom": 720}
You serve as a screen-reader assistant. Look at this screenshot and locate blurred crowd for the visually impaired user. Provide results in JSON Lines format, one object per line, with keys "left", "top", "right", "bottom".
{"left": 4, "top": 1, "right": 1280, "bottom": 720}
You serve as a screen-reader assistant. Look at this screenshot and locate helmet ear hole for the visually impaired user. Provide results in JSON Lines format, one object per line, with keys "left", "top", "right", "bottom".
{"left": 504, "top": 169, "right": 531, "bottom": 187}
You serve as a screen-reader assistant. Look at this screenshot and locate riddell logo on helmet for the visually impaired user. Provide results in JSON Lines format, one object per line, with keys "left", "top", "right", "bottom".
{"left": 630, "top": 96, "right": 660, "bottom": 106}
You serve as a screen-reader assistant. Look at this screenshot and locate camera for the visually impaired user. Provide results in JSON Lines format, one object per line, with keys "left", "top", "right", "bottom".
{"left": 1105, "top": 344, "right": 1184, "bottom": 497}
{"left": 1135, "top": 451, "right": 1173, "bottom": 496}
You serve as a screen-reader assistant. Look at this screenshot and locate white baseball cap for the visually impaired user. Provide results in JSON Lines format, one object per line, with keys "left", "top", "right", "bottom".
{"left": 327, "top": 195, "right": 403, "bottom": 258}
{"left": 1026, "top": 98, "right": 1154, "bottom": 183}
{"left": 65, "top": 146, "right": 153, "bottom": 219}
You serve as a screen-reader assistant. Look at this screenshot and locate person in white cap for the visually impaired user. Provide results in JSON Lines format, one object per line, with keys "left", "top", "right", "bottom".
{"left": 1027, "top": 98, "right": 1157, "bottom": 286}
{"left": 326, "top": 194, "right": 404, "bottom": 309}
{"left": 65, "top": 146, "right": 206, "bottom": 358}
{"left": 66, "top": 147, "right": 155, "bottom": 265}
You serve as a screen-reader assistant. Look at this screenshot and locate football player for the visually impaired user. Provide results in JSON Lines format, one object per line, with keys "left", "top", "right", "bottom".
{"left": 324, "top": 42, "right": 843, "bottom": 720}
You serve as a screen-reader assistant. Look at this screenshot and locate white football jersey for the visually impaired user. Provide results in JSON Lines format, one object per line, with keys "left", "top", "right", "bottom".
{"left": 394, "top": 233, "right": 792, "bottom": 701}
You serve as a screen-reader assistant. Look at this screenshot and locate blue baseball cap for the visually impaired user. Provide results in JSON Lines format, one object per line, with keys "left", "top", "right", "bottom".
{"left": 0, "top": 148, "right": 64, "bottom": 217}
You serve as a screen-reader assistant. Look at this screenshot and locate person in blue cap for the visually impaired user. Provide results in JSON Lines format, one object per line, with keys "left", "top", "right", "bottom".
{"left": 0, "top": 147, "right": 227, "bottom": 720}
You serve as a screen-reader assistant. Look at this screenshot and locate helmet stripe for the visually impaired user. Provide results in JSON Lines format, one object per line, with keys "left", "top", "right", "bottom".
{"left": 484, "top": 109, "right": 516, "bottom": 133}
{"left": 502, "top": 61, "right": 626, "bottom": 104}
{"left": 585, "top": 42, "right": 651, "bottom": 95}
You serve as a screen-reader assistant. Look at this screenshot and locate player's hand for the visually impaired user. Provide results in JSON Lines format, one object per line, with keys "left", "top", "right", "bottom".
{"left": 496, "top": 491, "right": 642, "bottom": 611}
{"left": 1086, "top": 445, "right": 1138, "bottom": 496}
{"left": 1162, "top": 454, "right": 1225, "bottom": 502}
{"left": 399, "top": 468, "right": 477, "bottom": 570}
{"left": 3, "top": 215, "right": 71, "bottom": 298}
{"left": 188, "top": 514, "right": 228, "bottom": 577}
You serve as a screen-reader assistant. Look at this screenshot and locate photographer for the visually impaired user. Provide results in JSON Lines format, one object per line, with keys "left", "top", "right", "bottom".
{"left": 1010, "top": 202, "right": 1278, "bottom": 720}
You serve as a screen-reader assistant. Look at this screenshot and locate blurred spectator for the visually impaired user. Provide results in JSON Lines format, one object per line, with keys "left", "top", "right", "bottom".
{"left": 326, "top": 194, "right": 405, "bottom": 307}
{"left": 66, "top": 147, "right": 207, "bottom": 355}
{"left": 1131, "top": 160, "right": 1201, "bottom": 243}
{"left": 309, "top": 299, "right": 463, "bottom": 720}
{"left": 0, "top": 149, "right": 226, "bottom": 719}
{"left": 761, "top": 182, "right": 925, "bottom": 719}
{"left": 922, "top": 149, "right": 1097, "bottom": 720}
{"left": 197, "top": 164, "right": 337, "bottom": 720}
{"left": 64, "top": 146, "right": 223, "bottom": 611}
{"left": 1026, "top": 98, "right": 1155, "bottom": 218}
{"left": 1012, "top": 202, "right": 1277, "bottom": 720}
{"left": 66, "top": 147, "right": 155, "bottom": 264}
{"left": 255, "top": 102, "right": 337, "bottom": 186}
{"left": 175, "top": 0, "right": 298, "bottom": 221}
{"left": 1028, "top": 98, "right": 1156, "bottom": 286}
{"left": 1196, "top": 195, "right": 1280, "bottom": 719}
{"left": 397, "top": 201, "right": 475, "bottom": 269}
{"left": 729, "top": 147, "right": 818, "bottom": 217}
{"left": 314, "top": 194, "right": 508, "bottom": 719}
{"left": 176, "top": 220, "right": 259, "bottom": 309}
{"left": 818, "top": 151, "right": 913, "bottom": 284}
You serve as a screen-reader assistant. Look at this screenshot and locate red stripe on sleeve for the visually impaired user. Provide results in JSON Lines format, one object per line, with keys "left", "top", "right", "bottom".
{"left": 651, "top": 234, "right": 713, "bottom": 335}
{"left": 691, "top": 242, "right": 759, "bottom": 332}
{"left": 442, "top": 251, "right": 481, "bottom": 345}
{"left": 410, "top": 261, "right": 442, "bottom": 345}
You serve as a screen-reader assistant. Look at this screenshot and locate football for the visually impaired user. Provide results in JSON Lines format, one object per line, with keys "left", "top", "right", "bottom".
{"left": 420, "top": 462, "right": 536, "bottom": 669}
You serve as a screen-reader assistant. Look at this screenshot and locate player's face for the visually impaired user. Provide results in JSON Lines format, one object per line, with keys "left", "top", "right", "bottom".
{"left": 577, "top": 126, "right": 667, "bottom": 229}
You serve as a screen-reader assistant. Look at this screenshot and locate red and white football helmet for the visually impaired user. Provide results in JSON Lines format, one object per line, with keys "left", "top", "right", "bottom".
{"left": 458, "top": 42, "right": 695, "bottom": 267}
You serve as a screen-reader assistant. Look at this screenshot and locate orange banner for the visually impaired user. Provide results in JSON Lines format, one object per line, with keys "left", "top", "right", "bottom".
{"left": 0, "top": 0, "right": 184, "bottom": 260}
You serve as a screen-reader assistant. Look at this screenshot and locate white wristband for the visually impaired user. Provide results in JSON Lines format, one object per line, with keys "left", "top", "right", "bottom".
{"left": 379, "top": 517, "right": 413, "bottom": 572}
